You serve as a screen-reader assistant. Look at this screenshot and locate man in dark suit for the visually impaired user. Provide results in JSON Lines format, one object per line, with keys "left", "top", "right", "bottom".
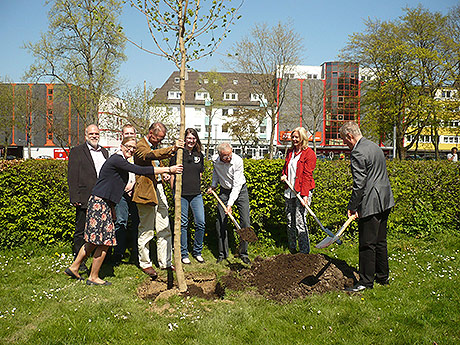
{"left": 68, "top": 124, "right": 109, "bottom": 272}
{"left": 340, "top": 121, "right": 395, "bottom": 292}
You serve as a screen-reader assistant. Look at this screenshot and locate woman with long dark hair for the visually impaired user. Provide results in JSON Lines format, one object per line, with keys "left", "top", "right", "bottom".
{"left": 65, "top": 137, "right": 183, "bottom": 285}
{"left": 170, "top": 128, "right": 206, "bottom": 264}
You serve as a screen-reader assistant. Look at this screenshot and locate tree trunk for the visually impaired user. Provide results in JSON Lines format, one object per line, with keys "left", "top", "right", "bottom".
{"left": 268, "top": 115, "right": 276, "bottom": 159}
{"left": 173, "top": 24, "right": 187, "bottom": 293}
{"left": 205, "top": 108, "right": 212, "bottom": 159}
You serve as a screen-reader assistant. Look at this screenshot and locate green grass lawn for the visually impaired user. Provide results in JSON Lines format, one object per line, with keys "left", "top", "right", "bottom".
{"left": 0, "top": 232, "right": 459, "bottom": 345}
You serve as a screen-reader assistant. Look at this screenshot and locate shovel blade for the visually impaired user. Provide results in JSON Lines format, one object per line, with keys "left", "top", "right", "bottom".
{"left": 315, "top": 236, "right": 335, "bottom": 249}
{"left": 236, "top": 227, "right": 258, "bottom": 243}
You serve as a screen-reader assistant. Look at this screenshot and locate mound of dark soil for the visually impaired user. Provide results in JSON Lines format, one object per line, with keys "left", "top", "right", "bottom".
{"left": 221, "top": 253, "right": 358, "bottom": 302}
{"left": 137, "top": 253, "right": 358, "bottom": 303}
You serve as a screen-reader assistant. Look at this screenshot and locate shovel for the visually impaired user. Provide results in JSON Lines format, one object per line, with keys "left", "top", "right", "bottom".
{"left": 281, "top": 176, "right": 342, "bottom": 245}
{"left": 210, "top": 189, "right": 258, "bottom": 243}
{"left": 316, "top": 214, "right": 357, "bottom": 249}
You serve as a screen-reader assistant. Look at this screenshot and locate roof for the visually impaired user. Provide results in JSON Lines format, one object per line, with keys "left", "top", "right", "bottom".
{"left": 152, "top": 70, "right": 265, "bottom": 107}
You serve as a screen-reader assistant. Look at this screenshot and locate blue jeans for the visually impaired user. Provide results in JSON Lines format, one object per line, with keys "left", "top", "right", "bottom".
{"left": 181, "top": 194, "right": 206, "bottom": 258}
{"left": 114, "top": 193, "right": 139, "bottom": 259}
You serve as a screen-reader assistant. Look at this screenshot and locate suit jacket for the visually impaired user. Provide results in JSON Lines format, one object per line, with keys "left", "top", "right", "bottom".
{"left": 348, "top": 137, "right": 395, "bottom": 218}
{"left": 282, "top": 147, "right": 316, "bottom": 196}
{"left": 68, "top": 143, "right": 109, "bottom": 208}
{"left": 132, "top": 137, "right": 177, "bottom": 205}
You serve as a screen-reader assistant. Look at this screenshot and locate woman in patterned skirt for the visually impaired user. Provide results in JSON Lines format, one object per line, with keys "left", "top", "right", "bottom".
{"left": 65, "top": 137, "right": 183, "bottom": 285}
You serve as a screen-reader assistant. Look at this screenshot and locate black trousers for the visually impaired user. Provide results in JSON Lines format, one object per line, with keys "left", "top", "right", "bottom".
{"left": 73, "top": 206, "right": 87, "bottom": 256}
{"left": 216, "top": 185, "right": 250, "bottom": 259}
{"left": 358, "top": 209, "right": 390, "bottom": 287}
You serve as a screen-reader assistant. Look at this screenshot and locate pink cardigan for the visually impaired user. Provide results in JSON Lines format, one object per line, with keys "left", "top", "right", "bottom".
{"left": 282, "top": 147, "right": 317, "bottom": 197}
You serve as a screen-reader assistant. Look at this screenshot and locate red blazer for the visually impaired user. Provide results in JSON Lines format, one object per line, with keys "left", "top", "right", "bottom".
{"left": 282, "top": 147, "right": 317, "bottom": 197}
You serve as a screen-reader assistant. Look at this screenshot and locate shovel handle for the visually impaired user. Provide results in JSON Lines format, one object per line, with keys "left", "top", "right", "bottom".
{"left": 209, "top": 189, "right": 241, "bottom": 230}
{"left": 335, "top": 214, "right": 357, "bottom": 239}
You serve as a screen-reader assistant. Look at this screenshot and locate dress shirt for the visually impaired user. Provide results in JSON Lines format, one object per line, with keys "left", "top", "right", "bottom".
{"left": 211, "top": 152, "right": 246, "bottom": 206}
{"left": 87, "top": 142, "right": 106, "bottom": 177}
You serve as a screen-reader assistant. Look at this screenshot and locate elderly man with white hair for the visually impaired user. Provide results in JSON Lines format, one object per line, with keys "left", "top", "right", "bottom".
{"left": 207, "top": 143, "right": 251, "bottom": 265}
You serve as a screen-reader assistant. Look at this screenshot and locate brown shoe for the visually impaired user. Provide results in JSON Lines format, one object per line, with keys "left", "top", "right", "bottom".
{"left": 161, "top": 265, "right": 175, "bottom": 271}
{"left": 142, "top": 267, "right": 158, "bottom": 279}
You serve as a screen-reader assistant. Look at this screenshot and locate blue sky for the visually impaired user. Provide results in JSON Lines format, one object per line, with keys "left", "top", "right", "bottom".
{"left": 0, "top": 0, "right": 457, "bottom": 93}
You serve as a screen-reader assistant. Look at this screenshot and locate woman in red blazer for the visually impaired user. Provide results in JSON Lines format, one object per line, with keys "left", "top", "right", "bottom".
{"left": 281, "top": 127, "right": 317, "bottom": 254}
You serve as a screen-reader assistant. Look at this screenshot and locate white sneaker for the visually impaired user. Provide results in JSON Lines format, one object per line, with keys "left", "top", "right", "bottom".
{"left": 181, "top": 257, "right": 191, "bottom": 264}
{"left": 194, "top": 255, "right": 205, "bottom": 263}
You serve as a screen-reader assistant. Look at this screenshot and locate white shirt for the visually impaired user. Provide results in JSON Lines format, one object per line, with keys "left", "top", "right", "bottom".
{"left": 211, "top": 152, "right": 246, "bottom": 206}
{"left": 284, "top": 151, "right": 301, "bottom": 198}
{"left": 448, "top": 153, "right": 458, "bottom": 162}
{"left": 87, "top": 142, "right": 106, "bottom": 177}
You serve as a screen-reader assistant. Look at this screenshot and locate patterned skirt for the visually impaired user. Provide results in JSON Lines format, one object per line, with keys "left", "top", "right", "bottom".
{"left": 84, "top": 195, "right": 117, "bottom": 246}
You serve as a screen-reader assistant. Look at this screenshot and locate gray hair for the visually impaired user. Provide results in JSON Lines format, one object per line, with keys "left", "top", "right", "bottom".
{"left": 339, "top": 121, "right": 362, "bottom": 138}
{"left": 217, "top": 142, "right": 232, "bottom": 153}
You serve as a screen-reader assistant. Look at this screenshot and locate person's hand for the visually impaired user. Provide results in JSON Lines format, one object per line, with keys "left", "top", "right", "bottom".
{"left": 226, "top": 205, "right": 232, "bottom": 216}
{"left": 207, "top": 187, "right": 214, "bottom": 194}
{"left": 170, "top": 164, "right": 183, "bottom": 174}
{"left": 71, "top": 202, "right": 81, "bottom": 207}
{"left": 162, "top": 173, "right": 171, "bottom": 181}
{"left": 175, "top": 139, "right": 185, "bottom": 150}
{"left": 280, "top": 175, "right": 287, "bottom": 182}
{"left": 348, "top": 209, "right": 359, "bottom": 219}
{"left": 303, "top": 195, "right": 310, "bottom": 207}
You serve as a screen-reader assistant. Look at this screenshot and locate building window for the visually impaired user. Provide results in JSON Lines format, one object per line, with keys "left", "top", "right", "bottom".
{"left": 224, "top": 92, "right": 238, "bottom": 101}
{"left": 194, "top": 125, "right": 201, "bottom": 132}
{"left": 222, "top": 123, "right": 229, "bottom": 132}
{"left": 168, "top": 91, "right": 181, "bottom": 99}
{"left": 174, "top": 77, "right": 180, "bottom": 83}
{"left": 233, "top": 79, "right": 238, "bottom": 85}
{"left": 204, "top": 79, "right": 208, "bottom": 84}
{"left": 260, "top": 125, "right": 266, "bottom": 134}
{"left": 252, "top": 79, "right": 259, "bottom": 85}
{"left": 195, "top": 92, "right": 209, "bottom": 100}
{"left": 222, "top": 109, "right": 229, "bottom": 116}
{"left": 442, "top": 90, "right": 452, "bottom": 98}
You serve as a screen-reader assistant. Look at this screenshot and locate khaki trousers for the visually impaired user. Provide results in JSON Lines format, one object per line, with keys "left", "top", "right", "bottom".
{"left": 137, "top": 184, "right": 172, "bottom": 269}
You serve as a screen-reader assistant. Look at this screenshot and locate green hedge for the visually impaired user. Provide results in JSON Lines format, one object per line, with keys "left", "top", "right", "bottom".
{"left": 1, "top": 159, "right": 459, "bottom": 249}
{"left": 0, "top": 160, "right": 74, "bottom": 248}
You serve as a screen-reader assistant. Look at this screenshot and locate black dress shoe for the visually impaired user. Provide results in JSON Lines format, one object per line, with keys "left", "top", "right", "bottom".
{"left": 65, "top": 268, "right": 83, "bottom": 281}
{"left": 376, "top": 279, "right": 390, "bottom": 286}
{"left": 241, "top": 257, "right": 251, "bottom": 265}
{"left": 86, "top": 279, "right": 112, "bottom": 286}
{"left": 345, "top": 283, "right": 372, "bottom": 292}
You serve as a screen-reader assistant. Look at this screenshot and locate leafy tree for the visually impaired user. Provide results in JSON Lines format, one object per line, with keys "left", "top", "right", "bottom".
{"left": 130, "top": 0, "right": 241, "bottom": 291}
{"left": 342, "top": 6, "right": 459, "bottom": 159}
{"left": 226, "top": 20, "right": 304, "bottom": 159}
{"left": 24, "top": 0, "right": 126, "bottom": 125}
{"left": 227, "top": 107, "right": 265, "bottom": 157}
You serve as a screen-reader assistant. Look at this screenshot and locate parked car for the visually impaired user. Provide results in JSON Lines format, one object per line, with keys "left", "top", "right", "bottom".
{"left": 37, "top": 155, "right": 52, "bottom": 160}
